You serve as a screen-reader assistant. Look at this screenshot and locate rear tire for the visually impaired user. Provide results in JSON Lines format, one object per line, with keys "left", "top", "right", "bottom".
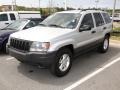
{"left": 50, "top": 48, "right": 72, "bottom": 77}
{"left": 97, "top": 35, "right": 109, "bottom": 53}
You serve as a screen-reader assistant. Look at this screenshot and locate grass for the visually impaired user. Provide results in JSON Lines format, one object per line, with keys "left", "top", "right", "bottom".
{"left": 113, "top": 27, "right": 120, "bottom": 31}
{"left": 111, "top": 36, "right": 120, "bottom": 41}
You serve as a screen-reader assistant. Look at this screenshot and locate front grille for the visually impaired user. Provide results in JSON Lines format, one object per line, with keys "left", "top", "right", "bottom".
{"left": 10, "top": 38, "right": 32, "bottom": 52}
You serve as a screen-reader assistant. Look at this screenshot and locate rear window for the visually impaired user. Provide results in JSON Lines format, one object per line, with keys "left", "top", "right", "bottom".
{"left": 102, "top": 13, "right": 111, "bottom": 24}
{"left": 0, "top": 14, "right": 8, "bottom": 21}
{"left": 93, "top": 13, "right": 104, "bottom": 27}
{"left": 10, "top": 13, "right": 16, "bottom": 20}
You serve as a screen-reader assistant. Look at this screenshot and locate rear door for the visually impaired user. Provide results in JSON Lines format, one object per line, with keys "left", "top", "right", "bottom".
{"left": 0, "top": 13, "right": 9, "bottom": 29}
{"left": 9, "top": 13, "right": 16, "bottom": 24}
{"left": 92, "top": 12, "right": 105, "bottom": 40}
{"left": 101, "top": 13, "right": 112, "bottom": 33}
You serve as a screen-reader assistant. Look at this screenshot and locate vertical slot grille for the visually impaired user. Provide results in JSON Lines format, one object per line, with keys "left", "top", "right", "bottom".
{"left": 10, "top": 38, "right": 31, "bottom": 52}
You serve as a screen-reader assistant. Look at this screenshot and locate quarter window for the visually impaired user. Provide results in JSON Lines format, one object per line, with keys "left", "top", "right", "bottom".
{"left": 0, "top": 14, "right": 8, "bottom": 21}
{"left": 10, "top": 14, "right": 16, "bottom": 20}
{"left": 80, "top": 13, "right": 94, "bottom": 28}
{"left": 93, "top": 13, "right": 104, "bottom": 27}
{"left": 102, "top": 13, "right": 111, "bottom": 24}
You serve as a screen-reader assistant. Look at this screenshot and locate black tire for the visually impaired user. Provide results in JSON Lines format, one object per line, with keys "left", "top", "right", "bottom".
{"left": 50, "top": 48, "right": 73, "bottom": 77}
{"left": 97, "top": 35, "right": 109, "bottom": 53}
{"left": 2, "top": 40, "right": 8, "bottom": 53}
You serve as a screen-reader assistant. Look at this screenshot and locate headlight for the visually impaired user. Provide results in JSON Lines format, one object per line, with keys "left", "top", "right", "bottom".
{"left": 30, "top": 42, "right": 50, "bottom": 53}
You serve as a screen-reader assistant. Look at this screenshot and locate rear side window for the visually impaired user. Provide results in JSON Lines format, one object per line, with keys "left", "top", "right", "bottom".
{"left": 102, "top": 13, "right": 111, "bottom": 24}
{"left": 93, "top": 13, "right": 104, "bottom": 27}
{"left": 81, "top": 13, "right": 94, "bottom": 28}
{"left": 10, "top": 13, "right": 16, "bottom": 20}
{"left": 0, "top": 14, "right": 8, "bottom": 21}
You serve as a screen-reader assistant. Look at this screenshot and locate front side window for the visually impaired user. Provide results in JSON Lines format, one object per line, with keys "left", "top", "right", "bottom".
{"left": 10, "top": 13, "right": 16, "bottom": 20}
{"left": 80, "top": 13, "right": 94, "bottom": 29}
{"left": 0, "top": 14, "right": 8, "bottom": 21}
{"left": 40, "top": 13, "right": 81, "bottom": 29}
{"left": 93, "top": 13, "right": 104, "bottom": 27}
{"left": 102, "top": 13, "right": 111, "bottom": 24}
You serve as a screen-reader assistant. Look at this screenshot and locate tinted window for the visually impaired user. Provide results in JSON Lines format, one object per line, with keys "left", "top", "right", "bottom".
{"left": 24, "top": 21, "right": 36, "bottom": 29}
{"left": 93, "top": 13, "right": 104, "bottom": 27}
{"left": 80, "top": 13, "right": 94, "bottom": 28}
{"left": 0, "top": 14, "right": 8, "bottom": 21}
{"left": 102, "top": 13, "right": 111, "bottom": 24}
{"left": 10, "top": 13, "right": 16, "bottom": 20}
{"left": 31, "top": 19, "right": 43, "bottom": 25}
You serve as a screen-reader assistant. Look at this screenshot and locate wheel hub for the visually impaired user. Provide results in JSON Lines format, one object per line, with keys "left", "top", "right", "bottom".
{"left": 59, "top": 54, "right": 70, "bottom": 72}
{"left": 104, "top": 39, "right": 108, "bottom": 50}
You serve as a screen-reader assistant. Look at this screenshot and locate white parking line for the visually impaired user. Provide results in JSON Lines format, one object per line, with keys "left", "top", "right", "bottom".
{"left": 6, "top": 57, "right": 14, "bottom": 60}
{"left": 64, "top": 57, "right": 120, "bottom": 90}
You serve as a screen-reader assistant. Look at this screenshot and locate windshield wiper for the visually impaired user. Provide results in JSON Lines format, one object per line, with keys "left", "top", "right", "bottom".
{"left": 39, "top": 23, "right": 46, "bottom": 26}
{"left": 1, "top": 28, "right": 14, "bottom": 30}
{"left": 48, "top": 24, "right": 65, "bottom": 28}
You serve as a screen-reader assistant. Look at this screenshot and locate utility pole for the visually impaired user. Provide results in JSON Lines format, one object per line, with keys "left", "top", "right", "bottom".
{"left": 112, "top": 0, "right": 117, "bottom": 24}
{"left": 49, "top": 0, "right": 53, "bottom": 14}
{"left": 49, "top": 0, "right": 51, "bottom": 14}
{"left": 39, "top": 0, "right": 40, "bottom": 9}
{"left": 12, "top": 0, "right": 16, "bottom": 11}
{"left": 14, "top": 0, "right": 16, "bottom": 11}
{"left": 64, "top": 0, "right": 67, "bottom": 10}
{"left": 95, "top": 0, "right": 99, "bottom": 9}
{"left": 12, "top": 0, "right": 14, "bottom": 11}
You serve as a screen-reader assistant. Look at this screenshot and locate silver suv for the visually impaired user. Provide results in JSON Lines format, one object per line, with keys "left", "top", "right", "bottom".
{"left": 8, "top": 10, "right": 112, "bottom": 77}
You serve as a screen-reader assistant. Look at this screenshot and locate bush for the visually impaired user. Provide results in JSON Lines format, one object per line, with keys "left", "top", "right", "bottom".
{"left": 113, "top": 27, "right": 120, "bottom": 31}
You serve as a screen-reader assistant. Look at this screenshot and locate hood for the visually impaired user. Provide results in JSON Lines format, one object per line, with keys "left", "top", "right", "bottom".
{"left": 0, "top": 29, "right": 16, "bottom": 38}
{"left": 10, "top": 26, "right": 74, "bottom": 42}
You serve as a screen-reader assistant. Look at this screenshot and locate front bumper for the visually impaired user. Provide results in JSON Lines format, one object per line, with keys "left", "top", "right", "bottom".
{"left": 8, "top": 47, "right": 57, "bottom": 67}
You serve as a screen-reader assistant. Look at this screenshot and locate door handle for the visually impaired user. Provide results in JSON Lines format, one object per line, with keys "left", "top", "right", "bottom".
{"left": 5, "top": 23, "right": 9, "bottom": 25}
{"left": 91, "top": 31, "right": 96, "bottom": 34}
{"left": 103, "top": 27, "right": 107, "bottom": 30}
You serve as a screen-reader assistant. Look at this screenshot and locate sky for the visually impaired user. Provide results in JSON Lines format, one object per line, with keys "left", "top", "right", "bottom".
{"left": 0, "top": 0, "right": 120, "bottom": 9}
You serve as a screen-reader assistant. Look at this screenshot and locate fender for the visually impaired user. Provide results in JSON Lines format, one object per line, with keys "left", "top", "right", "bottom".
{"left": 49, "top": 39, "right": 75, "bottom": 52}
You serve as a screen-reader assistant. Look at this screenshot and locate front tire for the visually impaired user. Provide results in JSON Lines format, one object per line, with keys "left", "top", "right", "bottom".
{"left": 50, "top": 48, "right": 72, "bottom": 77}
{"left": 97, "top": 36, "right": 109, "bottom": 53}
{"left": 2, "top": 40, "right": 8, "bottom": 53}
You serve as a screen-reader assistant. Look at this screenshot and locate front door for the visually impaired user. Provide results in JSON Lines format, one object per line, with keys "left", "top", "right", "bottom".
{"left": 0, "top": 13, "right": 10, "bottom": 29}
{"left": 75, "top": 13, "right": 96, "bottom": 52}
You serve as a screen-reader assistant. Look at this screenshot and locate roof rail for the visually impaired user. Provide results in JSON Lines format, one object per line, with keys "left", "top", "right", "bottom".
{"left": 81, "top": 9, "right": 104, "bottom": 11}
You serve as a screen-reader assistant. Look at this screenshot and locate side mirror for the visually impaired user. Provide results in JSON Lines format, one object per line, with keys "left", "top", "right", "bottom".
{"left": 24, "top": 25, "right": 31, "bottom": 30}
{"left": 79, "top": 25, "right": 92, "bottom": 32}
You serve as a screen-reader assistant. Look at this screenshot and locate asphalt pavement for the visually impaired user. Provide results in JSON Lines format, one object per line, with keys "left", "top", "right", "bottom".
{"left": 0, "top": 41, "right": 120, "bottom": 90}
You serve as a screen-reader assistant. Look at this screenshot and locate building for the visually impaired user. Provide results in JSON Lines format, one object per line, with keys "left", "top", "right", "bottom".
{"left": 0, "top": 5, "right": 13, "bottom": 11}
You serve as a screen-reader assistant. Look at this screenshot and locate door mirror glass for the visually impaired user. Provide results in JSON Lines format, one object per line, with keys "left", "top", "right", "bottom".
{"left": 79, "top": 25, "right": 91, "bottom": 32}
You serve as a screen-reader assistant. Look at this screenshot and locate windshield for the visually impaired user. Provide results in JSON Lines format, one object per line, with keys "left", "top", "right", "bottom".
{"left": 40, "top": 13, "right": 81, "bottom": 29}
{"left": 4, "top": 20, "right": 28, "bottom": 30}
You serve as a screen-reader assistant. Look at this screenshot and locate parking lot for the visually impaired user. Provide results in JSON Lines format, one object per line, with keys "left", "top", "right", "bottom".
{"left": 0, "top": 41, "right": 120, "bottom": 90}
